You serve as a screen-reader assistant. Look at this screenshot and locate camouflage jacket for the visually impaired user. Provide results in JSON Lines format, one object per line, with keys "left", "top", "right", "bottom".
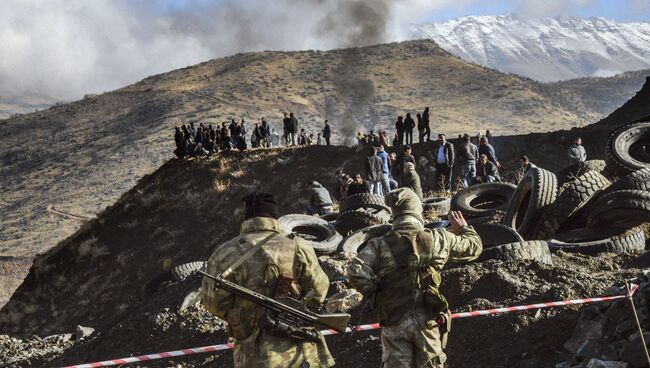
{"left": 348, "top": 222, "right": 482, "bottom": 326}
{"left": 202, "top": 217, "right": 330, "bottom": 340}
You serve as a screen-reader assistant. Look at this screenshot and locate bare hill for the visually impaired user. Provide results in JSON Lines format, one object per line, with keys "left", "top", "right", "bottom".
{"left": 2, "top": 39, "right": 649, "bottom": 264}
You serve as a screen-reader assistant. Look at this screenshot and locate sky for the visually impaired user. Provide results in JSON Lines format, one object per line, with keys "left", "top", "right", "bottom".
{"left": 0, "top": 0, "right": 648, "bottom": 103}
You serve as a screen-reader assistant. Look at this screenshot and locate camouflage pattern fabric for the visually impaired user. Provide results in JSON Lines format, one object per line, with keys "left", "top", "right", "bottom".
{"left": 381, "top": 311, "right": 446, "bottom": 368}
{"left": 201, "top": 216, "right": 334, "bottom": 368}
{"left": 348, "top": 188, "right": 481, "bottom": 367}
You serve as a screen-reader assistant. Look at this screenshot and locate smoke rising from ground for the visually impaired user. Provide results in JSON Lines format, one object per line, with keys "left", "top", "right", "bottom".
{"left": 0, "top": 0, "right": 644, "bottom": 105}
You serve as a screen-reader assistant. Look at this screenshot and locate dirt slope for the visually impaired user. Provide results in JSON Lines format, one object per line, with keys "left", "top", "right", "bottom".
{"left": 1, "top": 39, "right": 648, "bottom": 264}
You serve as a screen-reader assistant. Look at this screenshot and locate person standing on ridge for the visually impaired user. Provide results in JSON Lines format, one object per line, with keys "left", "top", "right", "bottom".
{"left": 282, "top": 113, "right": 291, "bottom": 146}
{"left": 421, "top": 107, "right": 431, "bottom": 142}
{"left": 289, "top": 113, "right": 299, "bottom": 146}
{"left": 348, "top": 188, "right": 482, "bottom": 367}
{"left": 395, "top": 116, "right": 405, "bottom": 146}
{"left": 322, "top": 120, "right": 331, "bottom": 146}
{"left": 404, "top": 113, "right": 416, "bottom": 145}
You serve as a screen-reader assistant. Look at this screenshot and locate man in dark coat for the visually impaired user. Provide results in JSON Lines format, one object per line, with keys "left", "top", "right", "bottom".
{"left": 395, "top": 116, "right": 405, "bottom": 146}
{"left": 306, "top": 181, "right": 334, "bottom": 215}
{"left": 421, "top": 107, "right": 431, "bottom": 142}
{"left": 404, "top": 113, "right": 416, "bottom": 145}
{"left": 289, "top": 113, "right": 299, "bottom": 146}
{"left": 347, "top": 174, "right": 370, "bottom": 197}
{"left": 174, "top": 127, "right": 184, "bottom": 157}
{"left": 366, "top": 147, "right": 384, "bottom": 195}
{"left": 282, "top": 113, "right": 291, "bottom": 146}
{"left": 478, "top": 136, "right": 501, "bottom": 180}
{"left": 322, "top": 120, "right": 332, "bottom": 146}
{"left": 394, "top": 145, "right": 416, "bottom": 185}
{"left": 432, "top": 134, "right": 454, "bottom": 191}
{"left": 474, "top": 154, "right": 499, "bottom": 184}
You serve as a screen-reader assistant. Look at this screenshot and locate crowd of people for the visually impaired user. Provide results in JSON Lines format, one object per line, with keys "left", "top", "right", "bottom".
{"left": 173, "top": 109, "right": 589, "bottom": 196}
{"left": 173, "top": 113, "right": 333, "bottom": 158}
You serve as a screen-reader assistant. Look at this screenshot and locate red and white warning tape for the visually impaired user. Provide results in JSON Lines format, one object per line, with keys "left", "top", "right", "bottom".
{"left": 62, "top": 284, "right": 639, "bottom": 368}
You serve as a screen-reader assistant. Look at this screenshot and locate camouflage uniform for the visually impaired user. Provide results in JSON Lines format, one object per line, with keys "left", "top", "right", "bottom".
{"left": 202, "top": 216, "right": 335, "bottom": 368}
{"left": 348, "top": 188, "right": 482, "bottom": 367}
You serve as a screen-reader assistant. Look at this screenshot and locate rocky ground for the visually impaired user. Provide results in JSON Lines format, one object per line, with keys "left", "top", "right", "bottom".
{"left": 3, "top": 249, "right": 648, "bottom": 367}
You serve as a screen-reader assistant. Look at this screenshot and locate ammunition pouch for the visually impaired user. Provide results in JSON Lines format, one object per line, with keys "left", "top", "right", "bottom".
{"left": 259, "top": 314, "right": 319, "bottom": 343}
{"left": 226, "top": 307, "right": 253, "bottom": 340}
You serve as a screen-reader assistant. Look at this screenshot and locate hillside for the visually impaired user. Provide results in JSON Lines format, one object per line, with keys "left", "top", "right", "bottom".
{"left": 2, "top": 89, "right": 649, "bottom": 365}
{"left": 409, "top": 15, "right": 650, "bottom": 82}
{"left": 0, "top": 38, "right": 648, "bottom": 265}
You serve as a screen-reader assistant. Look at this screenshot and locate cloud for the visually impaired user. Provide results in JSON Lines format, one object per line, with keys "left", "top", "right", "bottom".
{"left": 0, "top": 0, "right": 456, "bottom": 102}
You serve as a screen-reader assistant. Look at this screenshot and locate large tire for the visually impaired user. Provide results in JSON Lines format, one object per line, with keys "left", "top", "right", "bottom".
{"left": 502, "top": 167, "right": 558, "bottom": 239}
{"left": 606, "top": 120, "right": 650, "bottom": 175}
{"left": 422, "top": 197, "right": 451, "bottom": 214}
{"left": 586, "top": 190, "right": 650, "bottom": 228}
{"left": 533, "top": 170, "right": 611, "bottom": 239}
{"left": 608, "top": 167, "right": 650, "bottom": 192}
{"left": 473, "top": 223, "right": 524, "bottom": 248}
{"left": 478, "top": 240, "right": 553, "bottom": 265}
{"left": 341, "top": 193, "right": 391, "bottom": 213}
{"left": 172, "top": 261, "right": 205, "bottom": 282}
{"left": 556, "top": 160, "right": 607, "bottom": 186}
{"left": 548, "top": 227, "right": 645, "bottom": 255}
{"left": 337, "top": 224, "right": 391, "bottom": 254}
{"left": 335, "top": 209, "right": 387, "bottom": 237}
{"left": 450, "top": 183, "right": 516, "bottom": 218}
{"left": 278, "top": 214, "right": 342, "bottom": 255}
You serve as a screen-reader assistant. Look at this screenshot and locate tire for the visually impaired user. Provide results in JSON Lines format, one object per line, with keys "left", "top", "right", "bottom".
{"left": 548, "top": 227, "right": 645, "bottom": 255}
{"left": 424, "top": 221, "right": 450, "bottom": 229}
{"left": 335, "top": 209, "right": 387, "bottom": 237}
{"left": 502, "top": 167, "right": 558, "bottom": 239}
{"left": 533, "top": 170, "right": 611, "bottom": 239}
{"left": 478, "top": 240, "right": 553, "bottom": 265}
{"left": 172, "top": 261, "right": 205, "bottom": 281}
{"left": 556, "top": 160, "right": 607, "bottom": 186}
{"left": 586, "top": 190, "right": 650, "bottom": 228}
{"left": 337, "top": 224, "right": 391, "bottom": 254}
{"left": 422, "top": 197, "right": 451, "bottom": 214}
{"left": 473, "top": 223, "right": 524, "bottom": 248}
{"left": 278, "top": 214, "right": 342, "bottom": 255}
{"left": 319, "top": 212, "right": 339, "bottom": 222}
{"left": 608, "top": 167, "right": 650, "bottom": 192}
{"left": 450, "top": 183, "right": 516, "bottom": 218}
{"left": 341, "top": 193, "right": 391, "bottom": 213}
{"left": 606, "top": 120, "right": 650, "bottom": 175}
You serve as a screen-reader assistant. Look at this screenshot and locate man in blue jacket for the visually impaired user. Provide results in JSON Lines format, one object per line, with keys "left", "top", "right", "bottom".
{"left": 377, "top": 145, "right": 391, "bottom": 195}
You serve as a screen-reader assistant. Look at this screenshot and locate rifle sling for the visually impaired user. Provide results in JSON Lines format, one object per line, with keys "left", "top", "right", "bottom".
{"left": 220, "top": 232, "right": 278, "bottom": 278}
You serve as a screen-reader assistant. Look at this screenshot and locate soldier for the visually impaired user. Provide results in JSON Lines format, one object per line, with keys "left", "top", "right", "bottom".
{"left": 347, "top": 188, "right": 482, "bottom": 367}
{"left": 201, "top": 192, "right": 335, "bottom": 368}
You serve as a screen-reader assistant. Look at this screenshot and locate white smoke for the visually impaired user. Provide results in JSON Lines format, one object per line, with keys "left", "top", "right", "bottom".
{"left": 0, "top": 0, "right": 644, "bottom": 103}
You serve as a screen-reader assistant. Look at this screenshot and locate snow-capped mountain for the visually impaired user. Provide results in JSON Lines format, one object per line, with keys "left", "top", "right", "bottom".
{"left": 408, "top": 15, "right": 650, "bottom": 82}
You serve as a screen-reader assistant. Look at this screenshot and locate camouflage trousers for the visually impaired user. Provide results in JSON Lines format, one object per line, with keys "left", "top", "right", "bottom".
{"left": 380, "top": 311, "right": 446, "bottom": 368}
{"left": 233, "top": 328, "right": 335, "bottom": 368}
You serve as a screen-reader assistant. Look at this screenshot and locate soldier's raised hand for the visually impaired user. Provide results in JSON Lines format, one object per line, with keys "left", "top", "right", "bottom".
{"left": 448, "top": 211, "right": 468, "bottom": 234}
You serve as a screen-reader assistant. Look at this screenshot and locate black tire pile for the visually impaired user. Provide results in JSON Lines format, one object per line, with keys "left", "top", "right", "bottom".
{"left": 177, "top": 119, "right": 650, "bottom": 271}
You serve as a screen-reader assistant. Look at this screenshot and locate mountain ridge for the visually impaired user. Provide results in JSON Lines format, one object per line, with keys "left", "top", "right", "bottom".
{"left": 409, "top": 14, "right": 650, "bottom": 82}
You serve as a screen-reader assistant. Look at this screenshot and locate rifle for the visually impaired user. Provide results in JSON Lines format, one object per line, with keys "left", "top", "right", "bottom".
{"left": 199, "top": 270, "right": 351, "bottom": 342}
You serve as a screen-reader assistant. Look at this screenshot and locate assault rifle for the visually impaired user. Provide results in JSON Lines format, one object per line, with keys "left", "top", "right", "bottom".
{"left": 199, "top": 270, "right": 351, "bottom": 342}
